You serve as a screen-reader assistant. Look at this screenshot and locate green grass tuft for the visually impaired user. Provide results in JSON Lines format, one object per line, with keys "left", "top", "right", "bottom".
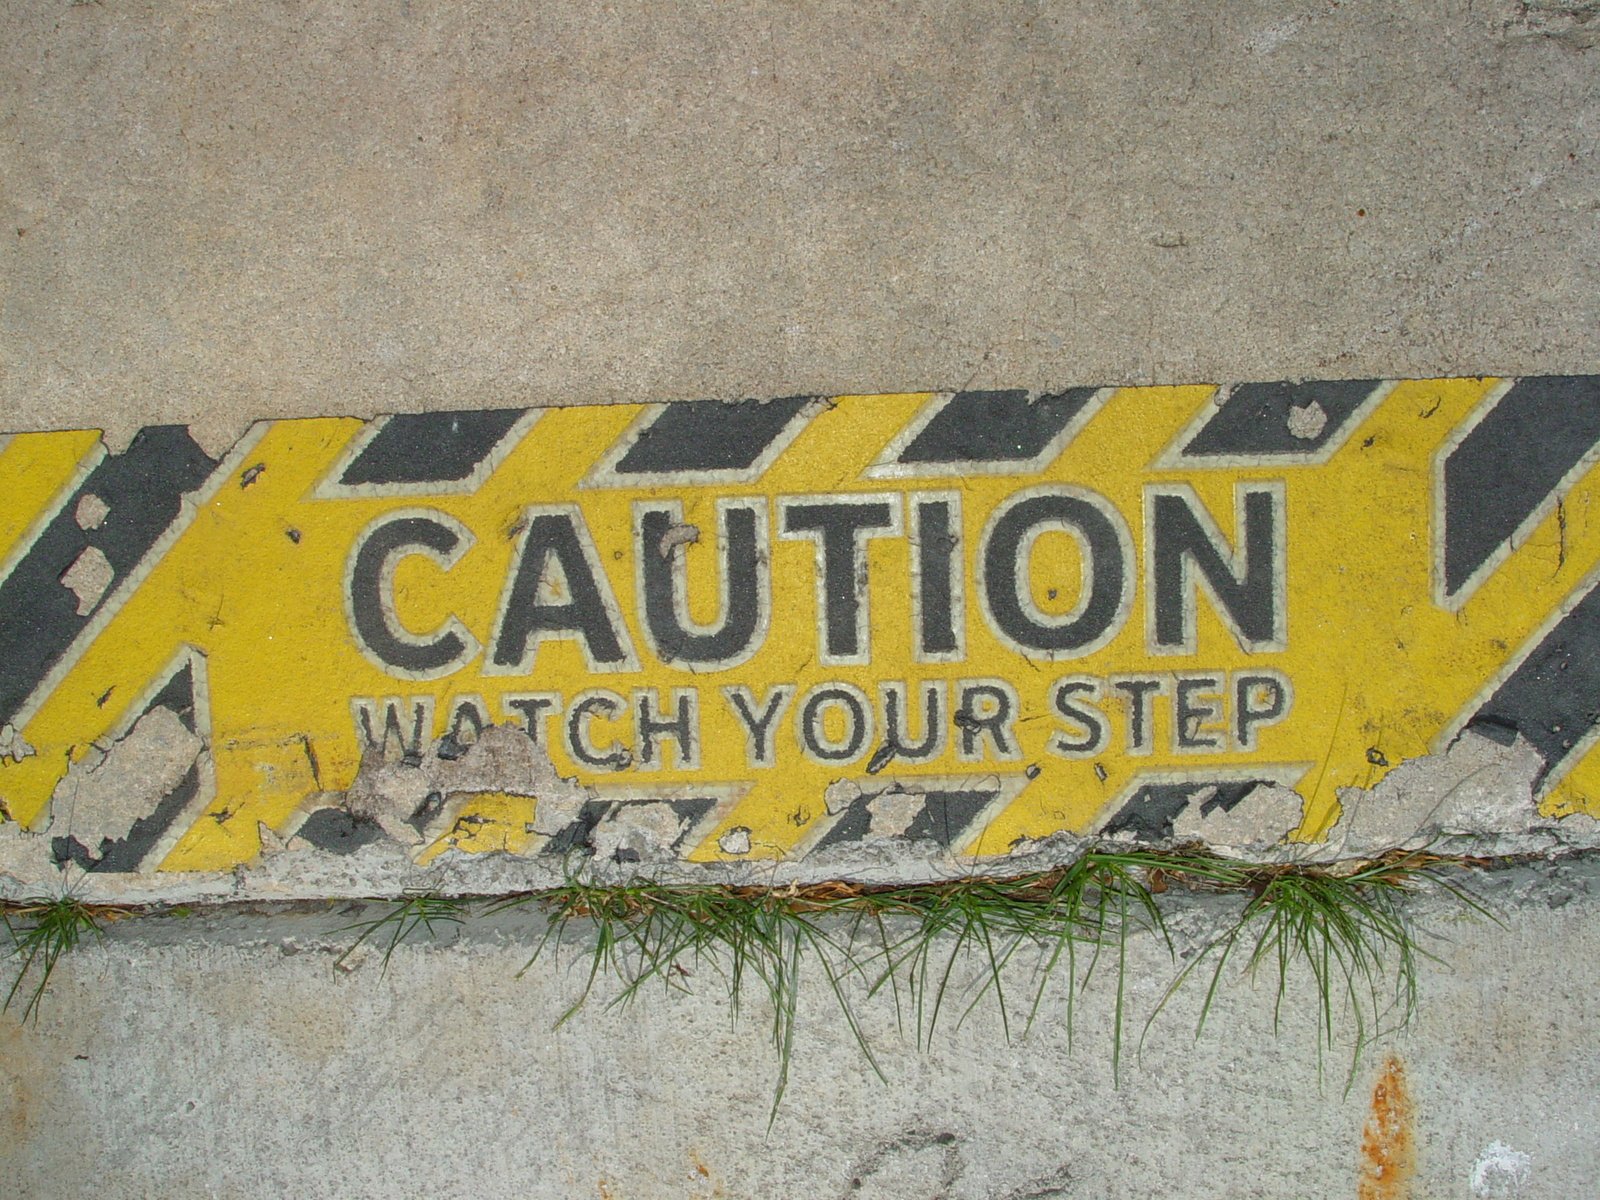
{"left": 471, "top": 846, "right": 1488, "bottom": 1111}
{"left": 334, "top": 891, "right": 469, "bottom": 976}
{"left": 3, "top": 896, "right": 115, "bottom": 1023}
{"left": 1149, "top": 849, "right": 1499, "bottom": 1088}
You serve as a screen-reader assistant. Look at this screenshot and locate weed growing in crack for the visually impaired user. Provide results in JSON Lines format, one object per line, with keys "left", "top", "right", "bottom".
{"left": 501, "top": 877, "right": 884, "bottom": 1122}
{"left": 1150, "top": 850, "right": 1499, "bottom": 1089}
{"left": 2, "top": 896, "right": 117, "bottom": 1022}
{"left": 331, "top": 847, "right": 1493, "bottom": 1113}
{"left": 334, "top": 891, "right": 469, "bottom": 975}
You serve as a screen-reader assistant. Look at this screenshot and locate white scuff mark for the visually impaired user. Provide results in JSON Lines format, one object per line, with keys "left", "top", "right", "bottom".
{"left": 718, "top": 826, "right": 752, "bottom": 855}
{"left": 1172, "top": 784, "right": 1304, "bottom": 857}
{"left": 74, "top": 493, "right": 109, "bottom": 530}
{"left": 1243, "top": 18, "right": 1303, "bottom": 54}
{"left": 0, "top": 723, "right": 35, "bottom": 764}
{"left": 49, "top": 706, "right": 202, "bottom": 853}
{"left": 824, "top": 779, "right": 861, "bottom": 816}
{"left": 590, "top": 802, "right": 687, "bottom": 862}
{"left": 61, "top": 545, "right": 114, "bottom": 615}
{"left": 1470, "top": 1142, "right": 1532, "bottom": 1198}
{"left": 656, "top": 522, "right": 700, "bottom": 558}
{"left": 1287, "top": 400, "right": 1328, "bottom": 440}
{"left": 866, "top": 790, "right": 923, "bottom": 838}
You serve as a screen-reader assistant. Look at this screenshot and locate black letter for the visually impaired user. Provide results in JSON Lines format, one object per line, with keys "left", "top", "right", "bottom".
{"left": 881, "top": 681, "right": 945, "bottom": 760}
{"left": 1236, "top": 673, "right": 1290, "bottom": 749}
{"left": 567, "top": 692, "right": 631, "bottom": 770}
{"left": 1174, "top": 675, "right": 1223, "bottom": 750}
{"left": 798, "top": 685, "right": 872, "bottom": 762}
{"left": 981, "top": 489, "right": 1130, "bottom": 656}
{"left": 1148, "top": 485, "right": 1284, "bottom": 653}
{"left": 491, "top": 509, "right": 633, "bottom": 673}
{"left": 913, "top": 497, "right": 962, "bottom": 659}
{"left": 639, "top": 502, "right": 766, "bottom": 666}
{"left": 1050, "top": 678, "right": 1107, "bottom": 756}
{"left": 636, "top": 690, "right": 698, "bottom": 769}
{"left": 955, "top": 681, "right": 1020, "bottom": 761}
{"left": 347, "top": 513, "right": 477, "bottom": 678}
{"left": 1112, "top": 676, "right": 1164, "bottom": 753}
{"left": 781, "top": 499, "right": 899, "bottom": 663}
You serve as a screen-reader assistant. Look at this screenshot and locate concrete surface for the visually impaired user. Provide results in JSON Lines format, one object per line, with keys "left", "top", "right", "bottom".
{"left": 4, "top": 0, "right": 1600, "bottom": 1195}
{"left": 3, "top": 858, "right": 1597, "bottom": 1199}
{"left": 2, "top": 0, "right": 1598, "bottom": 446}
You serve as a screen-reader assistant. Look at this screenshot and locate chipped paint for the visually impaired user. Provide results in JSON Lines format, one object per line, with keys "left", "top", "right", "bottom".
{"left": 4, "top": 378, "right": 1600, "bottom": 886}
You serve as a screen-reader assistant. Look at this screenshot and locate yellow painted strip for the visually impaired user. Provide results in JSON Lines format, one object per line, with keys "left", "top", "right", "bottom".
{"left": 2, "top": 379, "right": 1597, "bottom": 874}
{"left": 0, "top": 430, "right": 104, "bottom": 568}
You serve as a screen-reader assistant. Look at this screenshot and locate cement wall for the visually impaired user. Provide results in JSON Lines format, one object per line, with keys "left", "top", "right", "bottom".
{"left": 5, "top": 860, "right": 1597, "bottom": 1199}
{"left": 3, "top": 0, "right": 1600, "bottom": 1196}
{"left": 3, "top": 0, "right": 1597, "bottom": 441}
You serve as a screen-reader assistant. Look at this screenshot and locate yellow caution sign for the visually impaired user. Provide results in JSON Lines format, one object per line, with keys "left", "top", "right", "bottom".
{"left": 2, "top": 377, "right": 1599, "bottom": 873}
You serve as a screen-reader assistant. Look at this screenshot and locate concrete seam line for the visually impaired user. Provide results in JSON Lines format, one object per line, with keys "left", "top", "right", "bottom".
{"left": 1, "top": 843, "right": 1522, "bottom": 1113}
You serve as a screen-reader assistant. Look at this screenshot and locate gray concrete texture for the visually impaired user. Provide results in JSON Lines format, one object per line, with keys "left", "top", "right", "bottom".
{"left": 5, "top": 1, "right": 1600, "bottom": 1195}
{"left": 2, "top": 0, "right": 1598, "bottom": 447}
{"left": 4, "top": 859, "right": 1597, "bottom": 1199}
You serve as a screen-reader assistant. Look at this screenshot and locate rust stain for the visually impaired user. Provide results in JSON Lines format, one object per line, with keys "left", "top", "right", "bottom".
{"left": 1, "top": 1021, "right": 44, "bottom": 1147}
{"left": 688, "top": 1147, "right": 725, "bottom": 1197}
{"left": 1358, "top": 1053, "right": 1416, "bottom": 1200}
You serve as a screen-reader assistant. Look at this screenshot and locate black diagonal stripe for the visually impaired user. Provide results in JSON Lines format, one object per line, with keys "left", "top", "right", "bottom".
{"left": 538, "top": 797, "right": 718, "bottom": 859}
{"left": 338, "top": 408, "right": 528, "bottom": 487}
{"left": 898, "top": 389, "right": 1099, "bottom": 465}
{"left": 540, "top": 801, "right": 614, "bottom": 856}
{"left": 612, "top": 396, "right": 811, "bottom": 477}
{"left": 1468, "top": 576, "right": 1600, "bottom": 790}
{"left": 1181, "top": 379, "right": 1380, "bottom": 459}
{"left": 1099, "top": 780, "right": 1268, "bottom": 842}
{"left": 813, "top": 785, "right": 997, "bottom": 852}
{"left": 900, "top": 790, "right": 997, "bottom": 848}
{"left": 294, "top": 809, "right": 387, "bottom": 855}
{"left": 0, "top": 426, "right": 217, "bottom": 726}
{"left": 1441, "top": 376, "right": 1600, "bottom": 600}
{"left": 812, "top": 796, "right": 875, "bottom": 852}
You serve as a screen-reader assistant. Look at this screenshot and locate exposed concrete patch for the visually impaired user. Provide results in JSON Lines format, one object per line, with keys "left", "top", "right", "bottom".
{"left": 865, "top": 789, "right": 924, "bottom": 839}
{"left": 589, "top": 802, "right": 687, "bottom": 864}
{"left": 0, "top": 724, "right": 35, "bottom": 766}
{"left": 46, "top": 707, "right": 202, "bottom": 859}
{"left": 337, "top": 724, "right": 588, "bottom": 849}
{"left": 824, "top": 780, "right": 861, "bottom": 816}
{"left": 1326, "top": 731, "right": 1600, "bottom": 858}
{"left": 7, "top": 724, "right": 1600, "bottom": 907}
{"left": 655, "top": 521, "right": 701, "bottom": 558}
{"left": 1171, "top": 783, "right": 1304, "bottom": 857}
{"left": 58, "top": 546, "right": 112, "bottom": 616}
{"left": 1287, "top": 400, "right": 1328, "bottom": 440}
{"left": 71, "top": 493, "right": 108, "bottom": 531}
{"left": 0, "top": 823, "right": 51, "bottom": 884}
